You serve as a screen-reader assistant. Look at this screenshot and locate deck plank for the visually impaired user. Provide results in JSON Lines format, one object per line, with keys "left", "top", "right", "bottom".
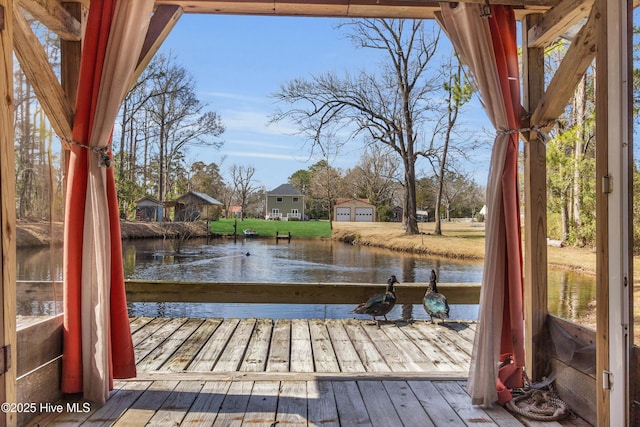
{"left": 380, "top": 323, "right": 441, "bottom": 371}
{"left": 407, "top": 380, "right": 465, "bottom": 426}
{"left": 444, "top": 321, "right": 476, "bottom": 346}
{"left": 331, "top": 381, "right": 372, "bottom": 426}
{"left": 137, "top": 318, "right": 204, "bottom": 371}
{"left": 432, "top": 381, "right": 503, "bottom": 426}
{"left": 309, "top": 319, "right": 341, "bottom": 373}
{"left": 111, "top": 380, "right": 179, "bottom": 426}
{"left": 146, "top": 380, "right": 204, "bottom": 426}
{"left": 400, "top": 322, "right": 467, "bottom": 371}
{"left": 307, "top": 380, "right": 340, "bottom": 427}
{"left": 276, "top": 381, "right": 308, "bottom": 427}
{"left": 325, "top": 319, "right": 366, "bottom": 372}
{"left": 180, "top": 380, "right": 231, "bottom": 425}
{"left": 267, "top": 318, "right": 291, "bottom": 372}
{"left": 127, "top": 316, "right": 153, "bottom": 336}
{"left": 242, "top": 380, "right": 280, "bottom": 426}
{"left": 417, "top": 322, "right": 474, "bottom": 365}
{"left": 240, "top": 318, "right": 273, "bottom": 372}
{"left": 290, "top": 318, "right": 314, "bottom": 372}
{"left": 341, "top": 319, "right": 391, "bottom": 373}
{"left": 133, "top": 317, "right": 188, "bottom": 364}
{"left": 213, "top": 318, "right": 257, "bottom": 371}
{"left": 363, "top": 323, "right": 422, "bottom": 371}
{"left": 79, "top": 381, "right": 152, "bottom": 427}
{"left": 211, "top": 381, "right": 254, "bottom": 427}
{"left": 188, "top": 318, "right": 240, "bottom": 371}
{"left": 130, "top": 317, "right": 176, "bottom": 348}
{"left": 357, "top": 380, "right": 404, "bottom": 427}
{"left": 162, "top": 318, "right": 222, "bottom": 371}
{"left": 382, "top": 380, "right": 435, "bottom": 427}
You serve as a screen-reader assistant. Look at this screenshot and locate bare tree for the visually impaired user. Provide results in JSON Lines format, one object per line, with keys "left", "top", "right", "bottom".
{"left": 309, "top": 160, "right": 344, "bottom": 223}
{"left": 144, "top": 53, "right": 225, "bottom": 201}
{"left": 272, "top": 19, "right": 441, "bottom": 234}
{"left": 229, "top": 165, "right": 257, "bottom": 220}
{"left": 431, "top": 56, "right": 473, "bottom": 235}
{"left": 346, "top": 145, "right": 400, "bottom": 208}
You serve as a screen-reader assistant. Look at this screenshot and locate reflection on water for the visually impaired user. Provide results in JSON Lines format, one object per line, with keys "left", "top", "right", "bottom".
{"left": 17, "top": 237, "right": 596, "bottom": 323}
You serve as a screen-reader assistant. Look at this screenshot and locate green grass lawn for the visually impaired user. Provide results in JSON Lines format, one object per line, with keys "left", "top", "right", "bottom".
{"left": 209, "top": 218, "right": 332, "bottom": 238}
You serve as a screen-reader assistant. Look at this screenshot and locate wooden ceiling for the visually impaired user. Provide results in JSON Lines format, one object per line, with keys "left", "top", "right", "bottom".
{"left": 17, "top": 0, "right": 593, "bottom": 43}
{"left": 10, "top": 0, "right": 606, "bottom": 144}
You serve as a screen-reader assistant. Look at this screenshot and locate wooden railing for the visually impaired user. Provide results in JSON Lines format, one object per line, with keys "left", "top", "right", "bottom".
{"left": 17, "top": 280, "right": 482, "bottom": 305}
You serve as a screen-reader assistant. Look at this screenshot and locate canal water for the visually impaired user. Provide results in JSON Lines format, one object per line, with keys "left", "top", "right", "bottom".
{"left": 17, "top": 237, "right": 596, "bottom": 323}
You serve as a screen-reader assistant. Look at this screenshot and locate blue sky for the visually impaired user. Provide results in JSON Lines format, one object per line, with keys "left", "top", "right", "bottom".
{"left": 159, "top": 14, "right": 493, "bottom": 191}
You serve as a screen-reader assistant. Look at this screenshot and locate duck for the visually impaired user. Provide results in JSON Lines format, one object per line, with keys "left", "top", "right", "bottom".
{"left": 423, "top": 269, "right": 449, "bottom": 325}
{"left": 353, "top": 275, "right": 398, "bottom": 323}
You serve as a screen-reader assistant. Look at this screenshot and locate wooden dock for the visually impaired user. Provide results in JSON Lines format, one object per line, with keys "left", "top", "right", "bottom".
{"left": 32, "top": 317, "right": 590, "bottom": 426}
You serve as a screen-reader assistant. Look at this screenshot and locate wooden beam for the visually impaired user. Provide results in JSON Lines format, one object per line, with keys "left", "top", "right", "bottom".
{"left": 12, "top": 6, "right": 73, "bottom": 141}
{"left": 530, "top": 6, "right": 596, "bottom": 127}
{"left": 59, "top": 1, "right": 84, "bottom": 183}
{"left": 15, "top": 0, "right": 81, "bottom": 40}
{"left": 155, "top": 0, "right": 555, "bottom": 19}
{"left": 522, "top": 13, "right": 548, "bottom": 383}
{"left": 124, "top": 280, "right": 481, "bottom": 305}
{"left": 0, "top": 0, "right": 17, "bottom": 425}
{"left": 527, "top": 0, "right": 593, "bottom": 48}
{"left": 131, "top": 4, "right": 183, "bottom": 87}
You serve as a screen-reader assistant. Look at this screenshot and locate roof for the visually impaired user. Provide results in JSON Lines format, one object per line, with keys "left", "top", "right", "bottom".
{"left": 136, "top": 195, "right": 163, "bottom": 206}
{"left": 335, "top": 198, "right": 372, "bottom": 206}
{"left": 267, "top": 184, "right": 303, "bottom": 196}
{"left": 173, "top": 191, "right": 223, "bottom": 205}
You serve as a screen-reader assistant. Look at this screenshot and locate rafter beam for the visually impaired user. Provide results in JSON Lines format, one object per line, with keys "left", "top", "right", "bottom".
{"left": 527, "top": 0, "right": 593, "bottom": 48}
{"left": 155, "top": 0, "right": 554, "bottom": 19}
{"left": 16, "top": 0, "right": 81, "bottom": 41}
{"left": 13, "top": 6, "right": 73, "bottom": 141}
{"left": 131, "top": 4, "right": 183, "bottom": 87}
{"left": 530, "top": 5, "right": 596, "bottom": 126}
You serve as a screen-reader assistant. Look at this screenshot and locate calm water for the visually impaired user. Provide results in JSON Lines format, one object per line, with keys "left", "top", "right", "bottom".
{"left": 17, "top": 237, "right": 596, "bottom": 322}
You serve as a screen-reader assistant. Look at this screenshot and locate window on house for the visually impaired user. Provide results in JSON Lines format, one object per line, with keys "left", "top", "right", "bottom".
{"left": 292, "top": 197, "right": 299, "bottom": 203}
{"left": 277, "top": 197, "right": 283, "bottom": 202}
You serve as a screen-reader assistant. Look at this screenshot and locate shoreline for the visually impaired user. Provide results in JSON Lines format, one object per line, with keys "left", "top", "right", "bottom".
{"left": 17, "top": 220, "right": 597, "bottom": 274}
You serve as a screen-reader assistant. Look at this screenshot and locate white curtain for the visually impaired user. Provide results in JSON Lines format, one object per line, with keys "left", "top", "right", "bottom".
{"left": 438, "top": 3, "right": 525, "bottom": 406}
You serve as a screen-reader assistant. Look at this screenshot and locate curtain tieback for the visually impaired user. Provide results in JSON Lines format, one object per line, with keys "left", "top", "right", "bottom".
{"left": 60, "top": 137, "right": 113, "bottom": 168}
{"left": 497, "top": 120, "right": 559, "bottom": 143}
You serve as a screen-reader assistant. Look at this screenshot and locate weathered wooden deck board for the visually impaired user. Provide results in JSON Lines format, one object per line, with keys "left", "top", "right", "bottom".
{"left": 35, "top": 318, "right": 589, "bottom": 426}
{"left": 239, "top": 318, "right": 272, "bottom": 372}
{"left": 290, "top": 319, "right": 314, "bottom": 373}
{"left": 325, "top": 319, "right": 366, "bottom": 372}
{"left": 309, "top": 319, "right": 341, "bottom": 372}
{"left": 341, "top": 319, "right": 391, "bottom": 372}
{"left": 241, "top": 380, "right": 280, "bottom": 425}
{"left": 213, "top": 318, "right": 256, "bottom": 372}
{"left": 187, "top": 318, "right": 239, "bottom": 371}
{"left": 267, "top": 318, "right": 291, "bottom": 372}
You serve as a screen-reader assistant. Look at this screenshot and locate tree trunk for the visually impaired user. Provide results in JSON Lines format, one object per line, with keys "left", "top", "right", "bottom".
{"left": 572, "top": 74, "right": 586, "bottom": 245}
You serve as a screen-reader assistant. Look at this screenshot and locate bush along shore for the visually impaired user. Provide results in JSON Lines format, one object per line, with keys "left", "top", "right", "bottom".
{"left": 17, "top": 220, "right": 209, "bottom": 248}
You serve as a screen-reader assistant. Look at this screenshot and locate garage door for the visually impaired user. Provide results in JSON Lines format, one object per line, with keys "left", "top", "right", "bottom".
{"left": 355, "top": 207, "right": 374, "bottom": 222}
{"left": 336, "top": 207, "right": 351, "bottom": 221}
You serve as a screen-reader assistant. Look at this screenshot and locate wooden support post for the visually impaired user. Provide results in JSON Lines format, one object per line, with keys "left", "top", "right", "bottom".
{"left": 60, "top": 1, "right": 84, "bottom": 183}
{"left": 0, "top": 0, "right": 17, "bottom": 425}
{"left": 522, "top": 13, "right": 547, "bottom": 383}
{"left": 595, "top": 0, "right": 632, "bottom": 424}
